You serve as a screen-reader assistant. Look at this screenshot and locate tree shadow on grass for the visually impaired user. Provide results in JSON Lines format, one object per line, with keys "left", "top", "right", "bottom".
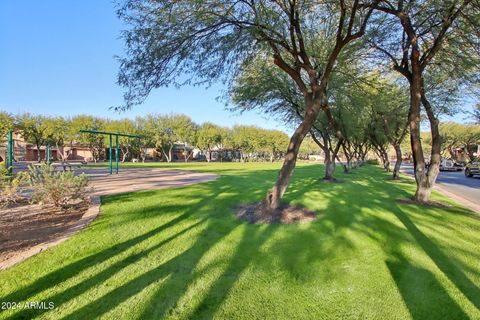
{"left": 60, "top": 220, "right": 239, "bottom": 320}
{"left": 0, "top": 184, "right": 229, "bottom": 319}
{"left": 391, "top": 207, "right": 480, "bottom": 311}
{"left": 386, "top": 254, "right": 470, "bottom": 320}
{"left": 3, "top": 218, "right": 208, "bottom": 320}
{"left": 283, "top": 165, "right": 480, "bottom": 317}
{"left": 182, "top": 224, "right": 276, "bottom": 319}
{"left": 1, "top": 166, "right": 282, "bottom": 319}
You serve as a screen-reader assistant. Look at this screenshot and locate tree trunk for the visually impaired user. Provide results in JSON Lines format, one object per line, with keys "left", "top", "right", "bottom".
{"left": 420, "top": 82, "right": 441, "bottom": 199}
{"left": 168, "top": 146, "right": 173, "bottom": 163}
{"left": 392, "top": 143, "right": 402, "bottom": 179}
{"left": 382, "top": 149, "right": 391, "bottom": 172}
{"left": 265, "top": 102, "right": 321, "bottom": 211}
{"left": 409, "top": 56, "right": 431, "bottom": 202}
{"left": 122, "top": 149, "right": 129, "bottom": 163}
{"left": 36, "top": 140, "right": 42, "bottom": 162}
{"left": 324, "top": 158, "right": 336, "bottom": 180}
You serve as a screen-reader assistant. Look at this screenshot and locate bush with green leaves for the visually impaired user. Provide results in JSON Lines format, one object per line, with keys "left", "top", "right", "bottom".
{"left": 365, "top": 159, "right": 380, "bottom": 165}
{"left": 28, "top": 164, "right": 91, "bottom": 209}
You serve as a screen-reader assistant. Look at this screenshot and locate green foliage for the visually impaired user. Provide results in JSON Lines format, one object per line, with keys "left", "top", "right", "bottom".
{"left": 365, "top": 159, "right": 380, "bottom": 165}
{"left": 76, "top": 115, "right": 106, "bottom": 162}
{"left": 16, "top": 113, "right": 50, "bottom": 161}
{"left": 0, "top": 112, "right": 15, "bottom": 141}
{"left": 28, "top": 164, "right": 90, "bottom": 209}
{"left": 196, "top": 122, "right": 226, "bottom": 161}
{"left": 440, "top": 122, "right": 480, "bottom": 160}
{"left": 298, "top": 137, "right": 320, "bottom": 158}
{"left": 104, "top": 118, "right": 138, "bottom": 162}
{"left": 227, "top": 125, "right": 289, "bottom": 162}
{"left": 141, "top": 114, "right": 197, "bottom": 162}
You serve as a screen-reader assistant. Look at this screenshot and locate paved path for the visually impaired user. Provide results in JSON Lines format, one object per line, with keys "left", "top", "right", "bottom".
{"left": 78, "top": 168, "right": 218, "bottom": 196}
{"left": 400, "top": 163, "right": 480, "bottom": 212}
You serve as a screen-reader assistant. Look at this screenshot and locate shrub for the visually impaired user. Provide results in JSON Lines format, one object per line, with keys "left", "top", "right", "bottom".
{"left": 365, "top": 159, "right": 380, "bottom": 165}
{"left": 0, "top": 162, "right": 28, "bottom": 207}
{"left": 28, "top": 164, "right": 91, "bottom": 209}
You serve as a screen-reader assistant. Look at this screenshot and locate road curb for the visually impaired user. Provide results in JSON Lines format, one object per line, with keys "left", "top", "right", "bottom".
{"left": 432, "top": 184, "right": 480, "bottom": 214}
{"left": 400, "top": 170, "right": 480, "bottom": 215}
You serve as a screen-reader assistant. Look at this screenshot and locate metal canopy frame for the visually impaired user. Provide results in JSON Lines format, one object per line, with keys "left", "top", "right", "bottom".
{"left": 6, "top": 131, "right": 13, "bottom": 176}
{"left": 79, "top": 130, "right": 142, "bottom": 175}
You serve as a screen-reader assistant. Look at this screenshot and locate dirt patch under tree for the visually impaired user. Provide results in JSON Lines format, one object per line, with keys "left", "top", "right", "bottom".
{"left": 235, "top": 201, "right": 317, "bottom": 224}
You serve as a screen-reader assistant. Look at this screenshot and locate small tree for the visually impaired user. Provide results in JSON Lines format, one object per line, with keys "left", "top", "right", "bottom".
{"left": 0, "top": 112, "right": 15, "bottom": 140}
{"left": 263, "top": 130, "right": 289, "bottom": 162}
{"left": 105, "top": 118, "right": 137, "bottom": 162}
{"left": 17, "top": 113, "right": 49, "bottom": 162}
{"left": 196, "top": 123, "right": 224, "bottom": 162}
{"left": 76, "top": 116, "right": 106, "bottom": 162}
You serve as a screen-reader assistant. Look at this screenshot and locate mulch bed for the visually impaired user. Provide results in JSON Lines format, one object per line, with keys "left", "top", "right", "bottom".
{"left": 0, "top": 202, "right": 88, "bottom": 263}
{"left": 235, "top": 201, "right": 317, "bottom": 224}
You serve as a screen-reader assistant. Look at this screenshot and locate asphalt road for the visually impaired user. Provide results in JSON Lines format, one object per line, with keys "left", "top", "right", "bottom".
{"left": 400, "top": 163, "right": 480, "bottom": 206}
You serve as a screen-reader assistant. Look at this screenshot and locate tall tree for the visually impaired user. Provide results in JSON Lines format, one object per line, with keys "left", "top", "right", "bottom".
{"left": 117, "top": 0, "right": 379, "bottom": 213}
{"left": 369, "top": 0, "right": 477, "bottom": 202}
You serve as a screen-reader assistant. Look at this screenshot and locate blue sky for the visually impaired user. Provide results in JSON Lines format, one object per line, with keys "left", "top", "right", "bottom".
{"left": 0, "top": 0, "right": 289, "bottom": 132}
{"left": 0, "top": 1, "right": 474, "bottom": 133}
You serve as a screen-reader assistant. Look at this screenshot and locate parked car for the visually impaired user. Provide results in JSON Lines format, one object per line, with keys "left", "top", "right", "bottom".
{"left": 464, "top": 161, "right": 480, "bottom": 178}
{"left": 439, "top": 158, "right": 463, "bottom": 172}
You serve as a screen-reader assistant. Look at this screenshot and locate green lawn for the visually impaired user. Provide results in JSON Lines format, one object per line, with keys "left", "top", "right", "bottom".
{"left": 1, "top": 163, "right": 479, "bottom": 319}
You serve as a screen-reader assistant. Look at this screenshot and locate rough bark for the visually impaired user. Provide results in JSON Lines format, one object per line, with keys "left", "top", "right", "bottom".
{"left": 382, "top": 149, "right": 391, "bottom": 172}
{"left": 409, "top": 53, "right": 431, "bottom": 202}
{"left": 420, "top": 83, "right": 441, "bottom": 198}
{"left": 392, "top": 143, "right": 402, "bottom": 179}
{"left": 265, "top": 103, "right": 321, "bottom": 210}
{"left": 324, "top": 158, "right": 336, "bottom": 180}
{"left": 310, "top": 129, "right": 339, "bottom": 181}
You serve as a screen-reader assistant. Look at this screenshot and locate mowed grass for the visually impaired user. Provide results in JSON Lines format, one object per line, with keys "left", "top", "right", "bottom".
{"left": 1, "top": 163, "right": 480, "bottom": 319}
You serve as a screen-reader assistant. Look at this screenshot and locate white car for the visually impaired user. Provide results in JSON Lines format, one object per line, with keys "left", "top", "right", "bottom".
{"left": 439, "top": 158, "right": 462, "bottom": 172}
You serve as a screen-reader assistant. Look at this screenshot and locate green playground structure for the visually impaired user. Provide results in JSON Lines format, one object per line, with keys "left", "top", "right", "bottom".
{"left": 79, "top": 130, "right": 142, "bottom": 175}
{"left": 5, "top": 130, "right": 13, "bottom": 176}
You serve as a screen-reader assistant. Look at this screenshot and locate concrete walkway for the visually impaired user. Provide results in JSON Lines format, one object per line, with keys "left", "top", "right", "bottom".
{"left": 84, "top": 168, "right": 217, "bottom": 196}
